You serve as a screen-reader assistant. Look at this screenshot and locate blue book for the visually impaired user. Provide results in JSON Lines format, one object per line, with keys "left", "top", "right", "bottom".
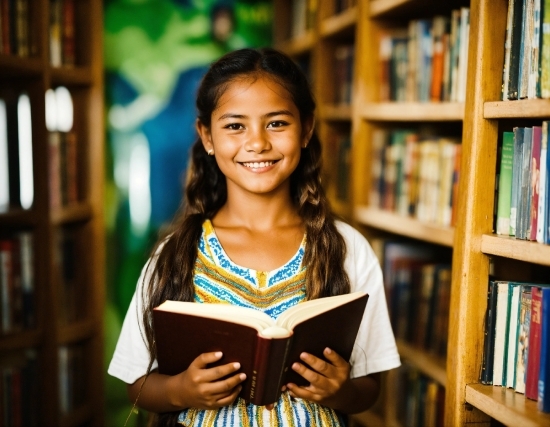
{"left": 538, "top": 288, "right": 550, "bottom": 412}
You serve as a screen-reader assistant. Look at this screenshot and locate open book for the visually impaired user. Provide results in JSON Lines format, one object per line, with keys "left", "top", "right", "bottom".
{"left": 153, "top": 291, "right": 369, "bottom": 406}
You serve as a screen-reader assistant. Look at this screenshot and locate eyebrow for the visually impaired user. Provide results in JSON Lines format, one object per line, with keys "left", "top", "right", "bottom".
{"left": 217, "top": 110, "right": 295, "bottom": 121}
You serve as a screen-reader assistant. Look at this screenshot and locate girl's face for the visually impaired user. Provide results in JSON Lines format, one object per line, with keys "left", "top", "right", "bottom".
{"left": 197, "top": 75, "right": 314, "bottom": 198}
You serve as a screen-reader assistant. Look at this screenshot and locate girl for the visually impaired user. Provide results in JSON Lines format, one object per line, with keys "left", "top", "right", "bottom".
{"left": 108, "top": 47, "right": 400, "bottom": 426}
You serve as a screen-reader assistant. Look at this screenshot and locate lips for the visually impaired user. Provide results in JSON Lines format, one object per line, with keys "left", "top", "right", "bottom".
{"left": 241, "top": 161, "right": 277, "bottom": 168}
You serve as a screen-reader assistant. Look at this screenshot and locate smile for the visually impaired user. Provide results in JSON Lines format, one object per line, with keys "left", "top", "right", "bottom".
{"left": 241, "top": 161, "right": 276, "bottom": 168}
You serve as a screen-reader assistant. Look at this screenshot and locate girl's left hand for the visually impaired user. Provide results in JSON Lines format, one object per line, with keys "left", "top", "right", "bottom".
{"left": 286, "top": 347, "right": 351, "bottom": 407}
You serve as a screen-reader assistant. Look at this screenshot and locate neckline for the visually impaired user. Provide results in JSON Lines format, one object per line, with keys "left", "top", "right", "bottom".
{"left": 204, "top": 219, "right": 306, "bottom": 276}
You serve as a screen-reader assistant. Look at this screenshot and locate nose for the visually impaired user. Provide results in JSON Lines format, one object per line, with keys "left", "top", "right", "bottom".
{"left": 244, "top": 127, "right": 271, "bottom": 153}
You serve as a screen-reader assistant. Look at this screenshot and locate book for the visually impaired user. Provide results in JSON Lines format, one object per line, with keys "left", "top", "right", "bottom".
{"left": 502, "top": 0, "right": 516, "bottom": 100}
{"left": 153, "top": 291, "right": 369, "bottom": 406}
{"left": 518, "top": 0, "right": 535, "bottom": 99}
{"left": 481, "top": 280, "right": 498, "bottom": 384}
{"left": 493, "top": 281, "right": 511, "bottom": 387}
{"left": 518, "top": 127, "right": 533, "bottom": 239}
{"left": 526, "top": 286, "right": 543, "bottom": 400}
{"left": 538, "top": 288, "right": 550, "bottom": 412}
{"left": 515, "top": 286, "right": 532, "bottom": 393}
{"left": 510, "top": 127, "right": 524, "bottom": 236}
{"left": 537, "top": 121, "right": 548, "bottom": 243}
{"left": 506, "top": 283, "right": 522, "bottom": 388}
{"left": 508, "top": 0, "right": 526, "bottom": 99}
{"left": 541, "top": 0, "right": 550, "bottom": 98}
{"left": 496, "top": 132, "right": 514, "bottom": 235}
{"left": 529, "top": 126, "right": 542, "bottom": 240}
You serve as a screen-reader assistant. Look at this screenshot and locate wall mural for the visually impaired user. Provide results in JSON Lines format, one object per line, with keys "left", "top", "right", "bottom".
{"left": 103, "top": 1, "right": 272, "bottom": 424}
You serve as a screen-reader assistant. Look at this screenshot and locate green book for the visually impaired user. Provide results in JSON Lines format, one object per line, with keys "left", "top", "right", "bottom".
{"left": 497, "top": 132, "right": 515, "bottom": 235}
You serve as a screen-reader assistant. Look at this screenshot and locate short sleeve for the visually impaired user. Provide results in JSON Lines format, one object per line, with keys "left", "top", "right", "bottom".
{"left": 107, "top": 259, "right": 158, "bottom": 384}
{"left": 336, "top": 221, "right": 401, "bottom": 378}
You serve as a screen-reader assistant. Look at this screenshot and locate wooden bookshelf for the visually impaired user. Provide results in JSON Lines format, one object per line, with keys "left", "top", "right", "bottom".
{"left": 481, "top": 235, "right": 550, "bottom": 267}
{"left": 484, "top": 99, "right": 550, "bottom": 119}
{"left": 0, "top": 1, "right": 104, "bottom": 425}
{"left": 360, "top": 102, "right": 465, "bottom": 121}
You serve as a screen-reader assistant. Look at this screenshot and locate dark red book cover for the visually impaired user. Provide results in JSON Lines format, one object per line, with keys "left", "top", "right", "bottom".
{"left": 153, "top": 293, "right": 369, "bottom": 406}
{"left": 526, "top": 286, "right": 543, "bottom": 400}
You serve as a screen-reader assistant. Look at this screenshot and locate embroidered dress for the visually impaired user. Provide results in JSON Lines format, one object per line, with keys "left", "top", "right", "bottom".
{"left": 177, "top": 220, "right": 346, "bottom": 427}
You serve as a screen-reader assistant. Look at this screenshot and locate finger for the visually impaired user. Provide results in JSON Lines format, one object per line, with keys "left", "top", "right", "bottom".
{"left": 214, "top": 384, "right": 243, "bottom": 407}
{"left": 202, "top": 362, "right": 244, "bottom": 382}
{"left": 192, "top": 351, "right": 224, "bottom": 368}
{"left": 208, "top": 372, "right": 247, "bottom": 395}
{"left": 299, "top": 352, "right": 334, "bottom": 377}
{"left": 286, "top": 383, "right": 321, "bottom": 402}
{"left": 322, "top": 348, "right": 347, "bottom": 366}
{"left": 291, "top": 360, "right": 324, "bottom": 385}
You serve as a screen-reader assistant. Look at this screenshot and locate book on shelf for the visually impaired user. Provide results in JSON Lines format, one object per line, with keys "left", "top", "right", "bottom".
{"left": 538, "top": 287, "right": 550, "bottom": 411}
{"left": 507, "top": 0, "right": 526, "bottom": 99}
{"left": 481, "top": 280, "right": 498, "bottom": 385}
{"left": 528, "top": 126, "right": 542, "bottom": 240}
{"left": 506, "top": 283, "right": 522, "bottom": 389}
{"left": 496, "top": 131, "right": 515, "bottom": 235}
{"left": 515, "top": 286, "right": 533, "bottom": 394}
{"left": 542, "top": 0, "right": 550, "bottom": 98}
{"left": 334, "top": 44, "right": 354, "bottom": 106}
{"left": 0, "top": 98, "right": 8, "bottom": 213}
{"left": 518, "top": 126, "right": 533, "bottom": 239}
{"left": 492, "top": 281, "right": 512, "bottom": 387}
{"left": 536, "top": 121, "right": 548, "bottom": 242}
{"left": 153, "top": 291, "right": 369, "bottom": 406}
{"left": 518, "top": 0, "right": 535, "bottom": 99}
{"left": 526, "top": 286, "right": 543, "bottom": 399}
{"left": 502, "top": 0, "right": 516, "bottom": 100}
{"left": 0, "top": 0, "right": 31, "bottom": 57}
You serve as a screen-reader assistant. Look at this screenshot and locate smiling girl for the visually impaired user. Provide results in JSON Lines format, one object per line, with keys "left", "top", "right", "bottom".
{"left": 108, "top": 48, "right": 400, "bottom": 427}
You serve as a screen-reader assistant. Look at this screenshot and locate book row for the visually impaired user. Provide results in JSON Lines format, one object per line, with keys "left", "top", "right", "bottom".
{"left": 393, "top": 362, "right": 446, "bottom": 427}
{"left": 374, "top": 240, "right": 452, "bottom": 358}
{"left": 495, "top": 123, "right": 550, "bottom": 243}
{"left": 0, "top": 232, "right": 34, "bottom": 334}
{"left": 481, "top": 281, "right": 550, "bottom": 413}
{"left": 379, "top": 8, "right": 470, "bottom": 103}
{"left": 502, "top": 0, "right": 550, "bottom": 100}
{"left": 370, "top": 129, "right": 461, "bottom": 228}
{"left": 0, "top": 0, "right": 32, "bottom": 57}
{"left": 334, "top": 44, "right": 354, "bottom": 106}
{"left": 0, "top": 349, "right": 38, "bottom": 426}
{"left": 49, "top": 0, "right": 76, "bottom": 67}
{"left": 58, "top": 343, "right": 87, "bottom": 414}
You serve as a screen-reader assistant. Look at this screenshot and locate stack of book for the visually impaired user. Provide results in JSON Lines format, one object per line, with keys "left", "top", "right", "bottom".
{"left": 378, "top": 8, "right": 470, "bottom": 103}
{"left": 0, "top": 0, "right": 32, "bottom": 57}
{"left": 481, "top": 281, "right": 550, "bottom": 413}
{"left": 495, "top": 123, "right": 550, "bottom": 243}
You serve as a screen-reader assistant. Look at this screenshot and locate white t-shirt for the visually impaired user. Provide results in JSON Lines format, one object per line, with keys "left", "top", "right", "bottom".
{"left": 108, "top": 220, "right": 400, "bottom": 385}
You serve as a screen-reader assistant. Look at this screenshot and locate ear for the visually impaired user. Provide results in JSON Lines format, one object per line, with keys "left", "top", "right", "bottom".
{"left": 301, "top": 116, "right": 315, "bottom": 148}
{"left": 196, "top": 119, "right": 214, "bottom": 153}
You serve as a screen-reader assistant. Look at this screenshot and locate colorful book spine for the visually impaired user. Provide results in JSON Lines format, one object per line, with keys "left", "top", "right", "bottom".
{"left": 526, "top": 286, "right": 543, "bottom": 400}
{"left": 510, "top": 127, "right": 525, "bottom": 236}
{"left": 538, "top": 288, "right": 550, "bottom": 412}
{"left": 515, "top": 286, "right": 532, "bottom": 394}
{"left": 497, "top": 132, "right": 515, "bottom": 234}
{"left": 541, "top": 0, "right": 550, "bottom": 98}
{"left": 529, "top": 126, "right": 542, "bottom": 240}
{"left": 537, "top": 121, "right": 548, "bottom": 243}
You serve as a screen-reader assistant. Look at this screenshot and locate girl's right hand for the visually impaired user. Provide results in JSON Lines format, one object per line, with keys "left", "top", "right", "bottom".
{"left": 172, "top": 351, "right": 246, "bottom": 409}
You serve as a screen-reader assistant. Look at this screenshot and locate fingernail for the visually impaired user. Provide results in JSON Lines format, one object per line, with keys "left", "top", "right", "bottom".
{"left": 292, "top": 363, "right": 300, "bottom": 370}
{"left": 215, "top": 351, "right": 223, "bottom": 357}
{"left": 239, "top": 373, "right": 246, "bottom": 380}
{"left": 325, "top": 347, "right": 332, "bottom": 354}
{"left": 233, "top": 362, "right": 241, "bottom": 369}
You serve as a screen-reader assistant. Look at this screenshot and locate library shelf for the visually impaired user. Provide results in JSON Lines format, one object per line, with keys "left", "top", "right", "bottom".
{"left": 58, "top": 319, "right": 97, "bottom": 345}
{"left": 481, "top": 235, "right": 550, "bottom": 267}
{"left": 51, "top": 203, "right": 93, "bottom": 226}
{"left": 0, "top": 209, "right": 38, "bottom": 227}
{"left": 354, "top": 206, "right": 455, "bottom": 247}
{"left": 50, "top": 66, "right": 93, "bottom": 86}
{"left": 60, "top": 402, "right": 93, "bottom": 427}
{"left": 397, "top": 340, "right": 447, "bottom": 386}
{"left": 320, "top": 104, "right": 352, "bottom": 121}
{"left": 350, "top": 410, "right": 389, "bottom": 427}
{"left": 276, "top": 30, "right": 316, "bottom": 57}
{"left": 0, "top": 330, "right": 41, "bottom": 352}
{"left": 465, "top": 384, "right": 550, "bottom": 427}
{"left": 0, "top": 55, "right": 43, "bottom": 77}
{"left": 484, "top": 99, "right": 550, "bottom": 119}
{"left": 319, "top": 6, "right": 358, "bottom": 38}
{"left": 369, "top": 0, "right": 413, "bottom": 17}
{"left": 360, "top": 102, "right": 465, "bottom": 122}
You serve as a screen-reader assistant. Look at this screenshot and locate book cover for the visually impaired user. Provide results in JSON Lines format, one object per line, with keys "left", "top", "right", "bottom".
{"left": 370, "top": 128, "right": 388, "bottom": 209}
{"left": 496, "top": 132, "right": 514, "bottom": 235}
{"left": 537, "top": 121, "right": 548, "bottom": 243}
{"left": 529, "top": 126, "right": 542, "bottom": 240}
{"left": 538, "top": 287, "right": 550, "bottom": 411}
{"left": 456, "top": 7, "right": 470, "bottom": 103}
{"left": 153, "top": 292, "right": 369, "bottom": 406}
{"left": 542, "top": 0, "right": 550, "bottom": 97}
{"left": 515, "top": 286, "right": 532, "bottom": 393}
{"left": 493, "top": 281, "right": 511, "bottom": 387}
{"left": 529, "top": 0, "right": 541, "bottom": 98}
{"left": 506, "top": 283, "right": 522, "bottom": 388}
{"left": 508, "top": 0, "right": 526, "bottom": 99}
{"left": 481, "top": 280, "right": 498, "bottom": 385}
{"left": 510, "top": 127, "right": 525, "bottom": 236}
{"left": 518, "top": 127, "right": 533, "bottom": 240}
{"left": 430, "top": 16, "right": 449, "bottom": 102}
{"left": 518, "top": 0, "right": 535, "bottom": 99}
{"left": 526, "top": 286, "right": 543, "bottom": 400}
{"left": 502, "top": 0, "right": 516, "bottom": 100}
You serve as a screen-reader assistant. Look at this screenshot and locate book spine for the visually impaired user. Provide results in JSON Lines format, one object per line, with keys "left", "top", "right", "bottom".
{"left": 529, "top": 126, "right": 542, "bottom": 241}
{"left": 515, "top": 286, "right": 532, "bottom": 394}
{"left": 538, "top": 288, "right": 550, "bottom": 411}
{"left": 508, "top": 0, "right": 526, "bottom": 99}
{"left": 493, "top": 282, "right": 511, "bottom": 387}
{"left": 502, "top": 0, "right": 516, "bottom": 100}
{"left": 518, "top": 0, "right": 534, "bottom": 99}
{"left": 506, "top": 285, "right": 521, "bottom": 388}
{"left": 247, "top": 336, "right": 271, "bottom": 405}
{"left": 542, "top": 0, "right": 550, "bottom": 97}
{"left": 537, "top": 121, "right": 548, "bottom": 243}
{"left": 526, "top": 287, "right": 543, "bottom": 400}
{"left": 497, "top": 132, "right": 515, "bottom": 235}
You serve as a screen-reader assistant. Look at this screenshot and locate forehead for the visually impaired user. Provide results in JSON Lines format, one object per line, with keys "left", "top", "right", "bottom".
{"left": 213, "top": 76, "right": 296, "bottom": 114}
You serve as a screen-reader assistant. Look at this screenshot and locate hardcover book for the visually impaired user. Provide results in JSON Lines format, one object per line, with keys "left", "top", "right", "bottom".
{"left": 153, "top": 291, "right": 369, "bottom": 406}
{"left": 538, "top": 287, "right": 550, "bottom": 412}
{"left": 496, "top": 132, "right": 515, "bottom": 235}
{"left": 493, "top": 281, "right": 511, "bottom": 387}
{"left": 526, "top": 286, "right": 543, "bottom": 400}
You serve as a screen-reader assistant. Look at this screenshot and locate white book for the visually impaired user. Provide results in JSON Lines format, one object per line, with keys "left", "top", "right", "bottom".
{"left": 506, "top": 285, "right": 521, "bottom": 388}
{"left": 0, "top": 100, "right": 8, "bottom": 212}
{"left": 456, "top": 7, "right": 470, "bottom": 103}
{"left": 493, "top": 282, "right": 511, "bottom": 386}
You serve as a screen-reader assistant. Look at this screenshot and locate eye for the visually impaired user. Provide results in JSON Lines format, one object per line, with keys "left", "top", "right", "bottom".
{"left": 224, "top": 123, "right": 244, "bottom": 130}
{"left": 267, "top": 120, "right": 288, "bottom": 128}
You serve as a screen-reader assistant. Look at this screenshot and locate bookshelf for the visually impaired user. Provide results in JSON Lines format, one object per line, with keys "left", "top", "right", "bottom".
{"left": 275, "top": 0, "right": 550, "bottom": 426}
{"left": 0, "top": 1, "right": 104, "bottom": 426}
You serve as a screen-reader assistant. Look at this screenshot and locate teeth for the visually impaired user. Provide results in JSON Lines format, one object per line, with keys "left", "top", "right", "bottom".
{"left": 243, "top": 161, "right": 274, "bottom": 168}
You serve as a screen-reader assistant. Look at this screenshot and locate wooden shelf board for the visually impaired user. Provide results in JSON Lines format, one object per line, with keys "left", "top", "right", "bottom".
{"left": 370, "top": 0, "right": 412, "bottom": 16}
{"left": 60, "top": 402, "right": 92, "bottom": 427}
{"left": 397, "top": 340, "right": 447, "bottom": 386}
{"left": 51, "top": 202, "right": 93, "bottom": 225}
{"left": 360, "top": 102, "right": 464, "bottom": 122}
{"left": 58, "top": 318, "right": 97, "bottom": 345}
{"left": 320, "top": 6, "right": 357, "bottom": 38}
{"left": 466, "top": 384, "right": 550, "bottom": 427}
{"left": 350, "top": 410, "right": 387, "bottom": 427}
{"left": 50, "top": 66, "right": 93, "bottom": 86}
{"left": 276, "top": 30, "right": 316, "bottom": 57}
{"left": 354, "top": 206, "right": 455, "bottom": 247}
{"left": 0, "top": 55, "right": 43, "bottom": 77}
{"left": 0, "top": 329, "right": 41, "bottom": 352}
{"left": 484, "top": 99, "right": 550, "bottom": 119}
{"left": 481, "top": 234, "right": 550, "bottom": 266}
{"left": 0, "top": 208, "right": 38, "bottom": 227}
{"left": 320, "top": 103, "right": 352, "bottom": 121}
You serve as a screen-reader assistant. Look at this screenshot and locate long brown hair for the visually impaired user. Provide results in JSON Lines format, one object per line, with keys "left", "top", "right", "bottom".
{"left": 142, "top": 48, "right": 350, "bottom": 424}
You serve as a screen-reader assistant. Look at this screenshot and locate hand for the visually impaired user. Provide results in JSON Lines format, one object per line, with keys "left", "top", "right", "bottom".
{"left": 171, "top": 351, "right": 246, "bottom": 410}
{"left": 286, "top": 347, "right": 351, "bottom": 407}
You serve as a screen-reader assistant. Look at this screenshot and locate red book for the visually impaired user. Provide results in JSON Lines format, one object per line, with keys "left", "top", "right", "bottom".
{"left": 526, "top": 286, "right": 544, "bottom": 400}
{"left": 153, "top": 291, "right": 368, "bottom": 406}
